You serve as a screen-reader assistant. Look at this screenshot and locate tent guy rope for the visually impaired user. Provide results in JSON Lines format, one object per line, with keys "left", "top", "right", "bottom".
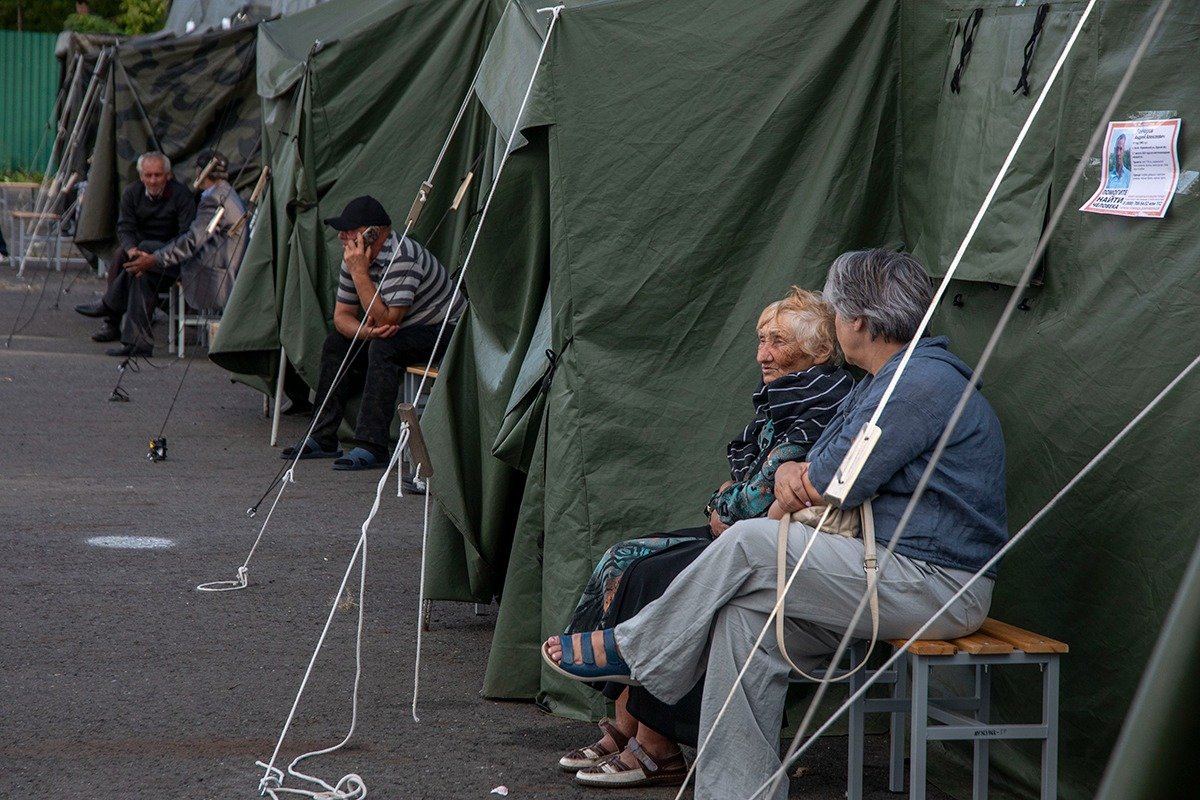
{"left": 754, "top": 3, "right": 1175, "bottom": 793}
{"left": 662, "top": 0, "right": 1182, "bottom": 795}
{"left": 195, "top": 26, "right": 499, "bottom": 592}
{"left": 251, "top": 11, "right": 565, "bottom": 796}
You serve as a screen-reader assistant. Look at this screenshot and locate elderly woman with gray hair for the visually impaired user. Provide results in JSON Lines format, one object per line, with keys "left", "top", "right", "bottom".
{"left": 544, "top": 248, "right": 1008, "bottom": 800}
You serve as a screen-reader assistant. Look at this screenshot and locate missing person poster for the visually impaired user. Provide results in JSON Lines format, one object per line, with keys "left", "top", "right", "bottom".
{"left": 1081, "top": 119, "right": 1182, "bottom": 218}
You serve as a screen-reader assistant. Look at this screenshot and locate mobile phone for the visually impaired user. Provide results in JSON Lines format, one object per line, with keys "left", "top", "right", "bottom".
{"left": 361, "top": 226, "right": 380, "bottom": 247}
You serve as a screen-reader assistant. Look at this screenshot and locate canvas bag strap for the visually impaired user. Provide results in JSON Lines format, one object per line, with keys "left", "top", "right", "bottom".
{"left": 775, "top": 501, "right": 879, "bottom": 681}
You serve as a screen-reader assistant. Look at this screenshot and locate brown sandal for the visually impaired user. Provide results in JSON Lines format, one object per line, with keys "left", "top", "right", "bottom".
{"left": 558, "top": 718, "right": 630, "bottom": 772}
{"left": 573, "top": 736, "right": 688, "bottom": 787}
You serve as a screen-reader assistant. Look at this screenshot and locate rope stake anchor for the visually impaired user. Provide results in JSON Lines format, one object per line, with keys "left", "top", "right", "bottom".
{"left": 147, "top": 436, "right": 168, "bottom": 462}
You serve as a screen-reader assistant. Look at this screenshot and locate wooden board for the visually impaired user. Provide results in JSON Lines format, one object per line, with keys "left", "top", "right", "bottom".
{"left": 888, "top": 638, "right": 957, "bottom": 656}
{"left": 979, "top": 618, "right": 1069, "bottom": 654}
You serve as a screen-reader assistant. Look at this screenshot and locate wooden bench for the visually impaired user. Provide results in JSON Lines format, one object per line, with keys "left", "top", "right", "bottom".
{"left": 802, "top": 619, "right": 1067, "bottom": 800}
{"left": 403, "top": 365, "right": 438, "bottom": 406}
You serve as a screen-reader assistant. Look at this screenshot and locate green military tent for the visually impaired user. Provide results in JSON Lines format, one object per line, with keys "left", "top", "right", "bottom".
{"left": 208, "top": 0, "right": 502, "bottom": 394}
{"left": 409, "top": 1, "right": 1200, "bottom": 798}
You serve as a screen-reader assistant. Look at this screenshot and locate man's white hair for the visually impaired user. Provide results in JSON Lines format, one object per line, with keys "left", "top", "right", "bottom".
{"left": 136, "top": 151, "right": 171, "bottom": 174}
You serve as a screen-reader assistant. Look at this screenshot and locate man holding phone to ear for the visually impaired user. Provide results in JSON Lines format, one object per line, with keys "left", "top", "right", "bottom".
{"left": 283, "top": 195, "right": 464, "bottom": 470}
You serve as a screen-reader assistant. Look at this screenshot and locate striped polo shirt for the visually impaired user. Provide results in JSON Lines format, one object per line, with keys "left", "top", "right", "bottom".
{"left": 336, "top": 231, "right": 465, "bottom": 329}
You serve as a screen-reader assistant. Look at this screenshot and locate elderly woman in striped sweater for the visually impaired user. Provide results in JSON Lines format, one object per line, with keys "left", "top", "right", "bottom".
{"left": 557, "top": 286, "right": 853, "bottom": 789}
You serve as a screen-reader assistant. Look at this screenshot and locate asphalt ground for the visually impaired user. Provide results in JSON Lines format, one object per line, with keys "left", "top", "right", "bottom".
{"left": 0, "top": 268, "right": 948, "bottom": 800}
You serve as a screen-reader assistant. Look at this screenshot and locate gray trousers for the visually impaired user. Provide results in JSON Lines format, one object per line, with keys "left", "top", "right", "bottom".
{"left": 614, "top": 517, "right": 993, "bottom": 800}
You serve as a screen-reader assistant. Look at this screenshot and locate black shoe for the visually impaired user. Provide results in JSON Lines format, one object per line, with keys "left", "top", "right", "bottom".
{"left": 75, "top": 301, "right": 111, "bottom": 318}
{"left": 106, "top": 343, "right": 153, "bottom": 357}
{"left": 91, "top": 321, "right": 120, "bottom": 342}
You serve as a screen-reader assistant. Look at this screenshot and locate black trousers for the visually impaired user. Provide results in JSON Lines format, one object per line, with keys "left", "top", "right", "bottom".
{"left": 102, "top": 241, "right": 176, "bottom": 349}
{"left": 309, "top": 323, "right": 449, "bottom": 458}
{"left": 598, "top": 529, "right": 713, "bottom": 747}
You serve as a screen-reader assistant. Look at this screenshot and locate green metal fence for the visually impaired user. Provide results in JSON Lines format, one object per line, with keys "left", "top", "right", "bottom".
{"left": 0, "top": 30, "right": 59, "bottom": 172}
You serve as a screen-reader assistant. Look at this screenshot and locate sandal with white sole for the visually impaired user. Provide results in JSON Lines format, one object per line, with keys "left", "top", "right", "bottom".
{"left": 559, "top": 718, "right": 630, "bottom": 772}
{"left": 574, "top": 737, "right": 688, "bottom": 788}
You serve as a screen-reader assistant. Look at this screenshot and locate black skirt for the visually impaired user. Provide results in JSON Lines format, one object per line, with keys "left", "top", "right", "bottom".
{"left": 600, "top": 533, "right": 713, "bottom": 747}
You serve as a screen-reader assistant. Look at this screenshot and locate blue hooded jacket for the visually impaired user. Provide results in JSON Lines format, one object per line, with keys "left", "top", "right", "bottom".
{"left": 806, "top": 337, "right": 1007, "bottom": 577}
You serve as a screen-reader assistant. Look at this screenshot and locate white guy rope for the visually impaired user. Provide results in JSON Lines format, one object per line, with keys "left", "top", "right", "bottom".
{"left": 197, "top": 32, "right": 500, "bottom": 592}
{"left": 751, "top": 2, "right": 1172, "bottom": 796}
{"left": 257, "top": 9, "right": 567, "bottom": 793}
{"left": 863, "top": 0, "right": 1098, "bottom": 430}
{"left": 409, "top": 3, "right": 566, "bottom": 404}
{"left": 412, "top": 470, "right": 430, "bottom": 722}
{"left": 674, "top": 4, "right": 1102, "bottom": 797}
{"left": 256, "top": 427, "right": 410, "bottom": 800}
{"left": 404, "top": 0, "right": 565, "bottom": 720}
{"left": 196, "top": 467, "right": 295, "bottom": 591}
{"left": 754, "top": 337, "right": 1196, "bottom": 800}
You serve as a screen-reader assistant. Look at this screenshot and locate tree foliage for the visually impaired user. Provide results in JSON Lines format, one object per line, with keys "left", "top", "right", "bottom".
{"left": 0, "top": 0, "right": 163, "bottom": 34}
{"left": 0, "top": 1, "right": 121, "bottom": 32}
{"left": 119, "top": 0, "right": 166, "bottom": 36}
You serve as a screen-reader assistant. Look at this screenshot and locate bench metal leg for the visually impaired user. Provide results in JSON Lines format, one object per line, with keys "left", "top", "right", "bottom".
{"left": 909, "top": 654, "right": 929, "bottom": 800}
{"left": 1041, "top": 658, "right": 1060, "bottom": 800}
{"left": 890, "top": 651, "right": 908, "bottom": 792}
{"left": 847, "top": 647, "right": 866, "bottom": 800}
{"left": 421, "top": 598, "right": 432, "bottom": 631}
{"left": 973, "top": 664, "right": 991, "bottom": 800}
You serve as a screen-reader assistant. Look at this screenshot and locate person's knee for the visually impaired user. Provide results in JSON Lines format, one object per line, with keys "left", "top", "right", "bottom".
{"left": 714, "top": 518, "right": 778, "bottom": 563}
{"left": 366, "top": 335, "right": 411, "bottom": 369}
{"left": 321, "top": 329, "right": 352, "bottom": 355}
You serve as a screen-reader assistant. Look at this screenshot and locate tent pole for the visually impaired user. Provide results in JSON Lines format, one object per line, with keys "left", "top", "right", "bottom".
{"left": 270, "top": 345, "right": 286, "bottom": 446}
{"left": 17, "top": 49, "right": 109, "bottom": 278}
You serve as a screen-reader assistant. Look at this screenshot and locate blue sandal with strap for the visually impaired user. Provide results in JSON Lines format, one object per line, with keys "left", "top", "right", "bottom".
{"left": 541, "top": 629, "right": 639, "bottom": 686}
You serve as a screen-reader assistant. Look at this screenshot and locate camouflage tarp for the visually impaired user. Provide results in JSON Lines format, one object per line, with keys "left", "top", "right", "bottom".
{"left": 74, "top": 24, "right": 262, "bottom": 256}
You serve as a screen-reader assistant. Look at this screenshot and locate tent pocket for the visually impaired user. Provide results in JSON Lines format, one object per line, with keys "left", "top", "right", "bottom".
{"left": 912, "top": 4, "right": 1086, "bottom": 286}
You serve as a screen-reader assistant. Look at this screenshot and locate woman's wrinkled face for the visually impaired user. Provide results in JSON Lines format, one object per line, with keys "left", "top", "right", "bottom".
{"left": 756, "top": 320, "right": 814, "bottom": 383}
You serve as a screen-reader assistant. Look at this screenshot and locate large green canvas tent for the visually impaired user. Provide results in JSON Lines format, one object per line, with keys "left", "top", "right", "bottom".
{"left": 208, "top": 0, "right": 501, "bottom": 394}
{"left": 414, "top": 1, "right": 1200, "bottom": 798}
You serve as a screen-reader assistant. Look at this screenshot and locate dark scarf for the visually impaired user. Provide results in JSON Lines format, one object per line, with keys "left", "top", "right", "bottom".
{"left": 726, "top": 363, "right": 853, "bottom": 482}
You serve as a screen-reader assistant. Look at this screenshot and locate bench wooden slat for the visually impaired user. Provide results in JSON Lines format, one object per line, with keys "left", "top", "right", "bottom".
{"left": 406, "top": 365, "right": 439, "bottom": 379}
{"left": 887, "top": 638, "right": 957, "bottom": 656}
{"left": 948, "top": 632, "right": 1013, "bottom": 655}
{"left": 979, "top": 618, "right": 1069, "bottom": 654}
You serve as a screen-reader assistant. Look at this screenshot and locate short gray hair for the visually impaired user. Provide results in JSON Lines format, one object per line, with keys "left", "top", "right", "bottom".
{"left": 137, "top": 151, "right": 171, "bottom": 174}
{"left": 822, "top": 249, "right": 933, "bottom": 343}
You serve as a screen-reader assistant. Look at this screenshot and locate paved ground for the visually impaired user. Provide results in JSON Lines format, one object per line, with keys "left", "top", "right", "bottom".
{"left": 0, "top": 269, "right": 946, "bottom": 799}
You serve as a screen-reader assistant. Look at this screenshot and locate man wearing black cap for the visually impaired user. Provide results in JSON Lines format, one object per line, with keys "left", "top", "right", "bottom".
{"left": 93, "top": 150, "right": 247, "bottom": 357}
{"left": 281, "top": 195, "right": 464, "bottom": 470}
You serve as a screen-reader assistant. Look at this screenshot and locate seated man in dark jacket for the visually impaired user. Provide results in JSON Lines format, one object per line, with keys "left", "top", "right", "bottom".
{"left": 75, "top": 151, "right": 195, "bottom": 347}
{"left": 89, "top": 151, "right": 246, "bottom": 357}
